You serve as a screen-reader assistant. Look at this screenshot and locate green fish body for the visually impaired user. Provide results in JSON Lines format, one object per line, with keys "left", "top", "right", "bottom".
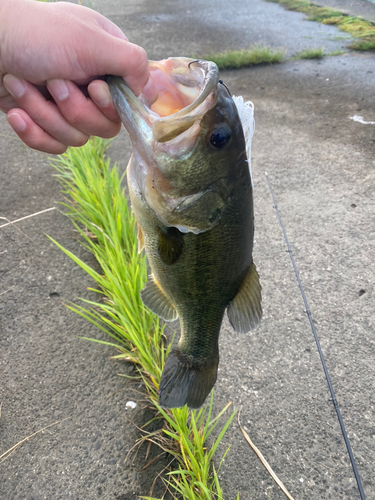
{"left": 108, "top": 58, "right": 261, "bottom": 408}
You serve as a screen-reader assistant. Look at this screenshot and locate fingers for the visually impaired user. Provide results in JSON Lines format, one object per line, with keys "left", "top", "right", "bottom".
{"left": 89, "top": 35, "right": 158, "bottom": 104}
{"left": 0, "top": 74, "right": 18, "bottom": 113}
{"left": 7, "top": 109, "right": 68, "bottom": 155}
{"left": 120, "top": 45, "right": 158, "bottom": 104}
{"left": 47, "top": 78, "right": 121, "bottom": 137}
{"left": 3, "top": 75, "right": 89, "bottom": 148}
{"left": 2, "top": 75, "right": 123, "bottom": 154}
{"left": 87, "top": 80, "right": 121, "bottom": 123}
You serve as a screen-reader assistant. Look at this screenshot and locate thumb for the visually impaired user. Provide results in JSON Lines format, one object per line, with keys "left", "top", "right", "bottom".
{"left": 94, "top": 19, "right": 158, "bottom": 103}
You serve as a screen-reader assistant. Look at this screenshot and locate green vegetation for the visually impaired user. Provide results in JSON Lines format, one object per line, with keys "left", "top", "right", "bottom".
{"left": 350, "top": 39, "right": 375, "bottom": 51}
{"left": 265, "top": 0, "right": 345, "bottom": 21}
{"left": 292, "top": 47, "right": 325, "bottom": 59}
{"left": 50, "top": 138, "right": 236, "bottom": 499}
{"left": 265, "top": 0, "right": 375, "bottom": 51}
{"left": 142, "top": 394, "right": 236, "bottom": 500}
{"left": 327, "top": 50, "right": 346, "bottom": 56}
{"left": 202, "top": 46, "right": 285, "bottom": 70}
{"left": 333, "top": 16, "right": 375, "bottom": 50}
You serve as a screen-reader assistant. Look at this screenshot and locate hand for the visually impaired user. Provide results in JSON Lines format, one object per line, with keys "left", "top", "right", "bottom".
{"left": 0, "top": 0, "right": 157, "bottom": 154}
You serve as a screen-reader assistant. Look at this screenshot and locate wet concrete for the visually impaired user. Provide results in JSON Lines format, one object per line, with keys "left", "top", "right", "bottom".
{"left": 101, "top": 0, "right": 350, "bottom": 59}
{"left": 1, "top": 0, "right": 375, "bottom": 499}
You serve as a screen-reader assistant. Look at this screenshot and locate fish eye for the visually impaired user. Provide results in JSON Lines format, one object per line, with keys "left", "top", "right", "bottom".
{"left": 209, "top": 124, "right": 232, "bottom": 150}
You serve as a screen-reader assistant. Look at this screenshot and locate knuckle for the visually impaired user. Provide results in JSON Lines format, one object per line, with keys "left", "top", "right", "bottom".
{"left": 129, "top": 45, "right": 148, "bottom": 76}
{"left": 65, "top": 108, "right": 87, "bottom": 128}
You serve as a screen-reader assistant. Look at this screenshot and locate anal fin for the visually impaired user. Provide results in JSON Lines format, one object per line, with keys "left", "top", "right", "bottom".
{"left": 141, "top": 275, "right": 178, "bottom": 322}
{"left": 227, "top": 262, "right": 262, "bottom": 333}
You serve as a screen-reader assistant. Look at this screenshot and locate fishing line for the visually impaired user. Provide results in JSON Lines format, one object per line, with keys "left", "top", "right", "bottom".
{"left": 219, "top": 79, "right": 232, "bottom": 96}
{"left": 265, "top": 172, "right": 366, "bottom": 500}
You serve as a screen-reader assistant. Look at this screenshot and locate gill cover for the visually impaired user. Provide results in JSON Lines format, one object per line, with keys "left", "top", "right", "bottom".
{"left": 107, "top": 58, "right": 246, "bottom": 234}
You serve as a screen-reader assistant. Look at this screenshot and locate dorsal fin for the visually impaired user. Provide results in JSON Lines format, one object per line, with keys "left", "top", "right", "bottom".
{"left": 232, "top": 95, "right": 255, "bottom": 187}
{"left": 227, "top": 262, "right": 262, "bottom": 333}
{"left": 141, "top": 275, "right": 178, "bottom": 322}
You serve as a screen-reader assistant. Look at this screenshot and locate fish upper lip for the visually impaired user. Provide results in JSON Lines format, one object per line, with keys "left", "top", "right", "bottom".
{"left": 107, "top": 58, "right": 219, "bottom": 144}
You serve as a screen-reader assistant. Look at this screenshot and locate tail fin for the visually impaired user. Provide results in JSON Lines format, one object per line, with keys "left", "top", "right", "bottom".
{"left": 159, "top": 350, "right": 218, "bottom": 409}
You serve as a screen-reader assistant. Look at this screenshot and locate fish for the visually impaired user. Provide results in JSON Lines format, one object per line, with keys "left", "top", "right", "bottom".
{"left": 107, "top": 57, "right": 262, "bottom": 409}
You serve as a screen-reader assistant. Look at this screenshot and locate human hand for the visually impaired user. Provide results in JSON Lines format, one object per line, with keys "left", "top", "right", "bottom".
{"left": 0, "top": 0, "right": 157, "bottom": 154}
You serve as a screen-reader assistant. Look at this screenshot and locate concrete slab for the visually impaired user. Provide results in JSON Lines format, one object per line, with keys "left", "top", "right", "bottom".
{"left": 1, "top": 0, "right": 374, "bottom": 499}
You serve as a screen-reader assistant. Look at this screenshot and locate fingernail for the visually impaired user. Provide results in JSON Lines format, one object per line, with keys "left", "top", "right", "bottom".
{"left": 7, "top": 112, "right": 27, "bottom": 132}
{"left": 142, "top": 77, "right": 158, "bottom": 105}
{"left": 3, "top": 75, "right": 26, "bottom": 98}
{"left": 89, "top": 82, "right": 111, "bottom": 108}
{"left": 48, "top": 79, "right": 70, "bottom": 101}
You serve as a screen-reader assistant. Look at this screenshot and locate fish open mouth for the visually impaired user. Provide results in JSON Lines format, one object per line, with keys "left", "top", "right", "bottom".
{"left": 107, "top": 58, "right": 219, "bottom": 145}
{"left": 107, "top": 59, "right": 226, "bottom": 234}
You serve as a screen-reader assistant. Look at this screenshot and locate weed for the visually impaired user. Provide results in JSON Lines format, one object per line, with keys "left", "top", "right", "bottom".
{"left": 322, "top": 16, "right": 345, "bottom": 25}
{"left": 305, "top": 8, "right": 344, "bottom": 22}
{"left": 265, "top": 0, "right": 343, "bottom": 20}
{"left": 202, "top": 46, "right": 285, "bottom": 70}
{"left": 327, "top": 50, "right": 347, "bottom": 56}
{"left": 51, "top": 139, "right": 165, "bottom": 386}
{"left": 349, "top": 39, "right": 375, "bottom": 50}
{"left": 292, "top": 47, "right": 324, "bottom": 59}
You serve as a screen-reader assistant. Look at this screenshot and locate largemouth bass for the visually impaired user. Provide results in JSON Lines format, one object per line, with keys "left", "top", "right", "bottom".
{"left": 107, "top": 58, "right": 262, "bottom": 409}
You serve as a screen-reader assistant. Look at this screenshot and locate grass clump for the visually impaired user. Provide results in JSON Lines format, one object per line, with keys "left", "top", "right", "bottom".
{"left": 333, "top": 16, "right": 375, "bottom": 50}
{"left": 304, "top": 7, "right": 344, "bottom": 23}
{"left": 50, "top": 138, "right": 236, "bottom": 499}
{"left": 327, "top": 50, "right": 347, "bottom": 56}
{"left": 203, "top": 46, "right": 285, "bottom": 70}
{"left": 292, "top": 47, "right": 324, "bottom": 59}
{"left": 51, "top": 139, "right": 165, "bottom": 383}
{"left": 265, "top": 0, "right": 343, "bottom": 21}
{"left": 142, "top": 393, "right": 236, "bottom": 500}
{"left": 265, "top": 0, "right": 375, "bottom": 51}
{"left": 349, "top": 39, "right": 375, "bottom": 51}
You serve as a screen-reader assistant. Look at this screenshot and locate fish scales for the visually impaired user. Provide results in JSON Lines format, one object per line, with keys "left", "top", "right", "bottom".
{"left": 108, "top": 57, "right": 262, "bottom": 409}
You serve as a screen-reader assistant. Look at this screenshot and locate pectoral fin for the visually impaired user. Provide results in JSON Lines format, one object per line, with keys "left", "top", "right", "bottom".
{"left": 137, "top": 222, "right": 144, "bottom": 253}
{"left": 141, "top": 275, "right": 178, "bottom": 322}
{"left": 158, "top": 226, "right": 184, "bottom": 265}
{"left": 227, "top": 263, "right": 262, "bottom": 333}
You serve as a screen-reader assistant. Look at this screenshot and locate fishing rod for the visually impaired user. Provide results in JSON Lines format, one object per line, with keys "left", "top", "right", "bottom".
{"left": 265, "top": 172, "right": 366, "bottom": 500}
